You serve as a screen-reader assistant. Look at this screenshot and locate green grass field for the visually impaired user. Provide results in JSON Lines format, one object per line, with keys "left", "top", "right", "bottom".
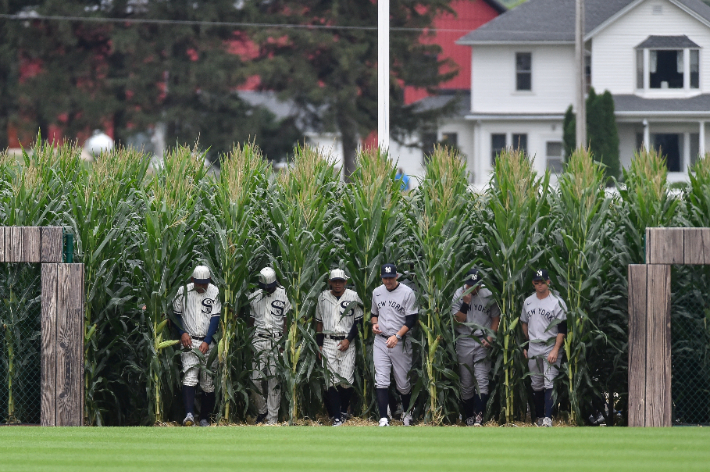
{"left": 1, "top": 427, "right": 709, "bottom": 472}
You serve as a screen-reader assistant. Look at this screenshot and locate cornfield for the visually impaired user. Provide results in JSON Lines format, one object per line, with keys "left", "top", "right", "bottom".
{"left": 1, "top": 135, "right": 708, "bottom": 426}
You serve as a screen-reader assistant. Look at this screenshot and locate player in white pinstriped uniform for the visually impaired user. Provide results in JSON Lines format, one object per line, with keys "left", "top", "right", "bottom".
{"left": 315, "top": 269, "right": 363, "bottom": 426}
{"left": 173, "top": 265, "right": 222, "bottom": 427}
{"left": 249, "top": 267, "right": 291, "bottom": 425}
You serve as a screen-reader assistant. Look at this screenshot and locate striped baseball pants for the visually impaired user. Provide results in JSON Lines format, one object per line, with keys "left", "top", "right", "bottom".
{"left": 322, "top": 338, "right": 356, "bottom": 388}
{"left": 251, "top": 336, "right": 281, "bottom": 422}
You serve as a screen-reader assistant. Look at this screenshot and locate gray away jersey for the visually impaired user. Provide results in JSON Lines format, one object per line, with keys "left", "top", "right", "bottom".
{"left": 520, "top": 292, "right": 567, "bottom": 355}
{"left": 451, "top": 286, "right": 501, "bottom": 336}
{"left": 249, "top": 287, "right": 292, "bottom": 336}
{"left": 315, "top": 289, "right": 363, "bottom": 335}
{"left": 371, "top": 282, "right": 418, "bottom": 337}
{"left": 173, "top": 283, "right": 222, "bottom": 338}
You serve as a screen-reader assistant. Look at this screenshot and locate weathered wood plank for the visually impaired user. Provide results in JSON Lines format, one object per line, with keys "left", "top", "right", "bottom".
{"left": 55, "top": 263, "right": 84, "bottom": 426}
{"left": 0, "top": 227, "right": 6, "bottom": 262}
{"left": 646, "top": 228, "right": 684, "bottom": 264}
{"left": 22, "top": 226, "right": 41, "bottom": 263}
{"left": 628, "top": 264, "right": 648, "bottom": 427}
{"left": 683, "top": 228, "right": 710, "bottom": 265}
{"left": 41, "top": 263, "right": 59, "bottom": 426}
{"left": 41, "top": 227, "right": 63, "bottom": 263}
{"left": 645, "top": 264, "right": 672, "bottom": 427}
{"left": 7, "top": 226, "right": 23, "bottom": 262}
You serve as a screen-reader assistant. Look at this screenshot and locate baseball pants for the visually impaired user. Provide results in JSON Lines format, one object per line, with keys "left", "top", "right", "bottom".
{"left": 456, "top": 337, "right": 491, "bottom": 400}
{"left": 181, "top": 338, "right": 215, "bottom": 393}
{"left": 322, "top": 338, "right": 356, "bottom": 388}
{"left": 528, "top": 350, "right": 561, "bottom": 391}
{"left": 373, "top": 335, "right": 412, "bottom": 394}
{"left": 251, "top": 337, "right": 281, "bottom": 422}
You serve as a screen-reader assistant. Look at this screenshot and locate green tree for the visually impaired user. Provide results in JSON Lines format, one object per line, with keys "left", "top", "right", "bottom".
{"left": 242, "top": 0, "right": 458, "bottom": 175}
{"left": 563, "top": 105, "right": 576, "bottom": 160}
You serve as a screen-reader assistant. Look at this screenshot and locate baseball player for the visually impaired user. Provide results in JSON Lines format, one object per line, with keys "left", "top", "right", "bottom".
{"left": 315, "top": 269, "right": 363, "bottom": 426}
{"left": 248, "top": 267, "right": 291, "bottom": 425}
{"left": 173, "top": 265, "right": 222, "bottom": 427}
{"left": 371, "top": 263, "right": 418, "bottom": 427}
{"left": 451, "top": 267, "right": 500, "bottom": 426}
{"left": 521, "top": 269, "right": 567, "bottom": 427}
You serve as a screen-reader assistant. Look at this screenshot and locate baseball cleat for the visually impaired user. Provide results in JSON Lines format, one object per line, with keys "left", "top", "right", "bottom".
{"left": 402, "top": 411, "right": 413, "bottom": 426}
{"left": 199, "top": 419, "right": 210, "bottom": 427}
{"left": 542, "top": 417, "right": 553, "bottom": 427}
{"left": 465, "top": 417, "right": 476, "bottom": 427}
{"left": 474, "top": 413, "right": 483, "bottom": 427}
{"left": 341, "top": 412, "right": 351, "bottom": 422}
{"left": 535, "top": 417, "right": 544, "bottom": 427}
{"left": 378, "top": 418, "right": 389, "bottom": 427}
{"left": 332, "top": 418, "right": 343, "bottom": 427}
{"left": 182, "top": 413, "right": 195, "bottom": 427}
{"left": 255, "top": 412, "right": 268, "bottom": 424}
{"left": 266, "top": 418, "right": 278, "bottom": 425}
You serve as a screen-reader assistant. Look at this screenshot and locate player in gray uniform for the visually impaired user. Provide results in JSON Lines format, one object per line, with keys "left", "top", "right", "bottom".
{"left": 249, "top": 267, "right": 292, "bottom": 425}
{"left": 520, "top": 269, "right": 567, "bottom": 427}
{"left": 371, "top": 263, "right": 418, "bottom": 427}
{"left": 315, "top": 269, "right": 363, "bottom": 426}
{"left": 173, "top": 265, "right": 222, "bottom": 427}
{"left": 451, "top": 267, "right": 500, "bottom": 426}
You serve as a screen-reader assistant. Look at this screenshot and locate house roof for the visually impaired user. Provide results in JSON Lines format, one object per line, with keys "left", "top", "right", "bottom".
{"left": 636, "top": 35, "right": 700, "bottom": 49}
{"left": 457, "top": 0, "right": 710, "bottom": 45}
{"left": 414, "top": 92, "right": 471, "bottom": 118}
{"left": 614, "top": 94, "right": 710, "bottom": 114}
{"left": 482, "top": 0, "right": 508, "bottom": 15}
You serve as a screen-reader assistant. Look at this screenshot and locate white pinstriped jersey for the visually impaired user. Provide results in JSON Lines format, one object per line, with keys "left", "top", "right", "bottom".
{"left": 315, "top": 289, "right": 363, "bottom": 335}
{"left": 249, "top": 287, "right": 292, "bottom": 336}
{"left": 173, "top": 283, "right": 221, "bottom": 338}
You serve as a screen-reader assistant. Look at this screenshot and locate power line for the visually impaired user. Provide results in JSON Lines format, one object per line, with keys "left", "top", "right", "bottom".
{"left": 0, "top": 13, "right": 479, "bottom": 33}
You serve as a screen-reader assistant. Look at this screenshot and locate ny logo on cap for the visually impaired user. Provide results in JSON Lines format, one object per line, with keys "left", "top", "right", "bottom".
{"left": 472, "top": 274, "right": 478, "bottom": 280}
{"left": 385, "top": 267, "right": 392, "bottom": 273}
{"left": 537, "top": 270, "right": 543, "bottom": 277}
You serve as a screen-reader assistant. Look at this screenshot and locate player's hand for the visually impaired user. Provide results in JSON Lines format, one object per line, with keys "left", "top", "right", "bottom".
{"left": 338, "top": 339, "right": 350, "bottom": 352}
{"left": 199, "top": 342, "right": 209, "bottom": 354}
{"left": 547, "top": 348, "right": 559, "bottom": 364}
{"left": 523, "top": 349, "right": 528, "bottom": 359}
{"left": 372, "top": 323, "right": 382, "bottom": 335}
{"left": 462, "top": 284, "right": 472, "bottom": 304}
{"left": 181, "top": 333, "right": 192, "bottom": 348}
{"left": 482, "top": 336, "right": 493, "bottom": 349}
{"left": 386, "top": 335, "right": 398, "bottom": 348}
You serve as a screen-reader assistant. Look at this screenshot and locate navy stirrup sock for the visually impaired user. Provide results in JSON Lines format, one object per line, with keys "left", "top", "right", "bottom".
{"left": 376, "top": 388, "right": 389, "bottom": 419}
{"left": 327, "top": 387, "right": 341, "bottom": 420}
{"left": 337, "top": 386, "right": 352, "bottom": 414}
{"left": 183, "top": 386, "right": 196, "bottom": 415}
{"left": 544, "top": 388, "right": 554, "bottom": 418}
{"left": 202, "top": 391, "right": 215, "bottom": 421}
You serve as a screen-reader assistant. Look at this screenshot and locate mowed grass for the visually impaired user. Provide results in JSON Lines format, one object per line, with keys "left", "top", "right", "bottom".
{"left": 1, "top": 427, "right": 708, "bottom": 472}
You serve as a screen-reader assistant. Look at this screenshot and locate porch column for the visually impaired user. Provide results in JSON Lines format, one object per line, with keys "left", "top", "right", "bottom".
{"left": 643, "top": 119, "right": 650, "bottom": 150}
{"left": 700, "top": 121, "right": 706, "bottom": 157}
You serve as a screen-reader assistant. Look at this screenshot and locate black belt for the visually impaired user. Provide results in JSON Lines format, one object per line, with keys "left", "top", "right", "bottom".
{"left": 191, "top": 336, "right": 205, "bottom": 341}
{"left": 380, "top": 334, "right": 405, "bottom": 340}
{"left": 326, "top": 334, "right": 346, "bottom": 341}
{"left": 257, "top": 333, "right": 282, "bottom": 338}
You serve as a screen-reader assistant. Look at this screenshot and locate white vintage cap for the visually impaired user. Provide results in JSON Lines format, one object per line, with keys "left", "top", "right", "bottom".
{"left": 329, "top": 269, "right": 348, "bottom": 281}
{"left": 259, "top": 267, "right": 278, "bottom": 287}
{"left": 192, "top": 265, "right": 211, "bottom": 283}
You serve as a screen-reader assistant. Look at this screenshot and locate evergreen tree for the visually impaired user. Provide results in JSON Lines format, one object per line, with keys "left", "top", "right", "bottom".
{"left": 563, "top": 104, "right": 575, "bottom": 160}
{"left": 242, "top": 0, "right": 458, "bottom": 175}
{"left": 597, "top": 90, "right": 620, "bottom": 181}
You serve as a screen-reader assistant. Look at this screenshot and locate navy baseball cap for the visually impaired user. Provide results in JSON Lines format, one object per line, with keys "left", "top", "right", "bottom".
{"left": 381, "top": 263, "right": 397, "bottom": 278}
{"left": 464, "top": 268, "right": 482, "bottom": 286}
{"left": 532, "top": 269, "right": 550, "bottom": 281}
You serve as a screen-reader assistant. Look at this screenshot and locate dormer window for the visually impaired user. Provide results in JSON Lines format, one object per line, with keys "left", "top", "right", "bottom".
{"left": 635, "top": 36, "right": 700, "bottom": 91}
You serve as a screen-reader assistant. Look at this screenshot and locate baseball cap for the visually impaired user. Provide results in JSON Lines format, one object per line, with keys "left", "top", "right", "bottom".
{"left": 259, "top": 267, "right": 278, "bottom": 288}
{"left": 329, "top": 269, "right": 349, "bottom": 281}
{"left": 464, "top": 268, "right": 482, "bottom": 286}
{"left": 532, "top": 269, "right": 550, "bottom": 282}
{"left": 381, "top": 263, "right": 397, "bottom": 278}
{"left": 192, "top": 265, "right": 211, "bottom": 284}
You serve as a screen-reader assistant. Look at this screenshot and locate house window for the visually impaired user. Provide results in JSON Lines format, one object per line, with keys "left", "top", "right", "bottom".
{"left": 691, "top": 50, "right": 699, "bottom": 88}
{"left": 636, "top": 50, "right": 644, "bottom": 89}
{"left": 512, "top": 133, "right": 527, "bottom": 153}
{"left": 491, "top": 134, "right": 506, "bottom": 165}
{"left": 652, "top": 133, "right": 681, "bottom": 172}
{"left": 546, "top": 141, "right": 564, "bottom": 173}
{"left": 516, "top": 53, "right": 532, "bottom": 91}
{"left": 636, "top": 36, "right": 700, "bottom": 92}
{"left": 421, "top": 131, "right": 437, "bottom": 163}
{"left": 441, "top": 132, "right": 458, "bottom": 148}
{"left": 650, "top": 50, "right": 683, "bottom": 89}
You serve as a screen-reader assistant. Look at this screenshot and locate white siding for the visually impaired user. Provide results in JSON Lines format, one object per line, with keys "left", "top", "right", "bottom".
{"left": 437, "top": 120, "right": 475, "bottom": 181}
{"left": 592, "top": 0, "right": 710, "bottom": 95}
{"left": 471, "top": 45, "right": 576, "bottom": 114}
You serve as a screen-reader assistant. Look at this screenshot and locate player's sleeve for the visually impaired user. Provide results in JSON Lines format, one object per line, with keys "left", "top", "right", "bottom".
{"left": 451, "top": 287, "right": 463, "bottom": 316}
{"left": 556, "top": 297, "right": 568, "bottom": 321}
{"left": 248, "top": 291, "right": 259, "bottom": 318}
{"left": 489, "top": 299, "right": 501, "bottom": 320}
{"left": 520, "top": 303, "right": 529, "bottom": 323}
{"left": 315, "top": 297, "right": 323, "bottom": 322}
{"left": 371, "top": 292, "right": 379, "bottom": 316}
{"left": 172, "top": 286, "right": 184, "bottom": 314}
{"left": 212, "top": 294, "right": 222, "bottom": 317}
{"left": 405, "top": 290, "right": 419, "bottom": 316}
{"left": 354, "top": 294, "right": 364, "bottom": 320}
{"left": 284, "top": 294, "right": 292, "bottom": 315}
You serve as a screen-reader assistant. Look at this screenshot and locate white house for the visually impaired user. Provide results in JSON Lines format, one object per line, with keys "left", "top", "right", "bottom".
{"left": 432, "top": 0, "right": 710, "bottom": 186}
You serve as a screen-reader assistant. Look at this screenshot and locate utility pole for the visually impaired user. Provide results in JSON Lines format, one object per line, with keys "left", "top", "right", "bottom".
{"left": 575, "top": 0, "right": 586, "bottom": 148}
{"left": 378, "top": 0, "right": 390, "bottom": 152}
